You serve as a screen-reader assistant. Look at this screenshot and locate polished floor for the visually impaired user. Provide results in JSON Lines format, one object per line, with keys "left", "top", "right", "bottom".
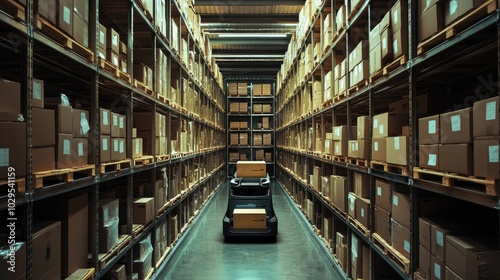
{"left": 157, "top": 181, "right": 342, "bottom": 280}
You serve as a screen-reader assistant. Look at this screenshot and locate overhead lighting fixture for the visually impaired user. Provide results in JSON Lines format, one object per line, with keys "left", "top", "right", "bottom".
{"left": 218, "top": 33, "right": 287, "bottom": 38}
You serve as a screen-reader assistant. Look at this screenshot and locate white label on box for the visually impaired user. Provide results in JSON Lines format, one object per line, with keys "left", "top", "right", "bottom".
{"left": 78, "top": 143, "right": 84, "bottom": 156}
{"left": 393, "top": 10, "right": 399, "bottom": 25}
{"left": 428, "top": 154, "right": 437, "bottom": 166}
{"left": 102, "top": 138, "right": 108, "bottom": 151}
{"left": 393, "top": 39, "right": 398, "bottom": 54}
{"left": 119, "top": 117, "right": 124, "bottom": 129}
{"left": 33, "top": 81, "right": 42, "bottom": 100}
{"left": 354, "top": 142, "right": 358, "bottom": 150}
{"left": 436, "top": 230, "right": 444, "bottom": 246}
{"left": 81, "top": 113, "right": 90, "bottom": 134}
{"left": 113, "top": 56, "right": 119, "bottom": 66}
{"left": 379, "top": 124, "right": 384, "bottom": 135}
{"left": 426, "top": 0, "right": 432, "bottom": 8}
{"left": 351, "top": 235, "right": 358, "bottom": 257}
{"left": 325, "top": 141, "right": 330, "bottom": 148}
{"left": 451, "top": 115, "right": 461, "bottom": 131}
{"left": 450, "top": 0, "right": 458, "bottom": 15}
{"left": 486, "top": 101, "right": 497, "bottom": 121}
{"left": 361, "top": 208, "right": 365, "bottom": 217}
{"left": 374, "top": 119, "right": 378, "bottom": 128}
{"left": 63, "top": 6, "right": 71, "bottom": 24}
{"left": 428, "top": 120, "right": 436, "bottom": 134}
{"left": 103, "top": 111, "right": 109, "bottom": 125}
{"left": 63, "top": 139, "right": 71, "bottom": 155}
{"left": 119, "top": 141, "right": 124, "bottom": 153}
{"left": 394, "top": 137, "right": 400, "bottom": 150}
{"left": 374, "top": 142, "right": 379, "bottom": 151}
{"left": 377, "top": 186, "right": 382, "bottom": 196}
{"left": 382, "top": 37, "right": 387, "bottom": 50}
{"left": 404, "top": 240, "right": 410, "bottom": 253}
{"left": 113, "top": 114, "right": 118, "bottom": 126}
{"left": 0, "top": 148, "right": 9, "bottom": 167}
{"left": 114, "top": 139, "right": 119, "bottom": 152}
{"left": 489, "top": 145, "right": 499, "bottom": 163}
{"left": 135, "top": 141, "right": 140, "bottom": 154}
{"left": 348, "top": 193, "right": 355, "bottom": 212}
{"left": 112, "top": 34, "right": 118, "bottom": 46}
{"left": 99, "top": 31, "right": 105, "bottom": 44}
{"left": 335, "top": 127, "right": 340, "bottom": 136}
{"left": 434, "top": 263, "right": 441, "bottom": 279}
{"left": 393, "top": 195, "right": 399, "bottom": 206}
{"left": 335, "top": 146, "right": 339, "bottom": 153}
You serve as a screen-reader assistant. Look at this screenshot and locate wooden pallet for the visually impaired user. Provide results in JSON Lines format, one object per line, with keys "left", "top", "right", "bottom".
{"left": 348, "top": 217, "right": 370, "bottom": 238}
{"left": 155, "top": 154, "right": 170, "bottom": 162}
{"left": 144, "top": 267, "right": 154, "bottom": 280}
{"left": 98, "top": 57, "right": 132, "bottom": 84}
{"left": 157, "top": 94, "right": 170, "bottom": 105}
{"left": 383, "top": 55, "right": 407, "bottom": 75}
{"left": 348, "top": 0, "right": 364, "bottom": 20}
{"left": 0, "top": 178, "right": 26, "bottom": 193}
{"left": 333, "top": 156, "right": 347, "bottom": 163}
{"left": 155, "top": 247, "right": 172, "bottom": 270}
{"left": 348, "top": 79, "right": 368, "bottom": 95}
{"left": 133, "top": 156, "right": 154, "bottom": 167}
{"left": 136, "top": 0, "right": 154, "bottom": 21}
{"left": 322, "top": 99, "right": 333, "bottom": 108}
{"left": 372, "top": 233, "right": 410, "bottom": 275}
{"left": 99, "top": 159, "right": 132, "bottom": 174}
{"left": 132, "top": 224, "right": 145, "bottom": 238}
{"left": 413, "top": 271, "right": 425, "bottom": 280}
{"left": 347, "top": 158, "right": 369, "bottom": 168}
{"left": 413, "top": 167, "right": 498, "bottom": 196}
{"left": 66, "top": 268, "right": 95, "bottom": 280}
{"left": 134, "top": 79, "right": 154, "bottom": 96}
{"left": 33, "top": 164, "right": 95, "bottom": 189}
{"left": 97, "top": 235, "right": 132, "bottom": 271}
{"left": 323, "top": 153, "right": 332, "bottom": 160}
{"left": 369, "top": 68, "right": 384, "bottom": 83}
{"left": 35, "top": 16, "right": 94, "bottom": 62}
{"left": 0, "top": 0, "right": 25, "bottom": 21}
{"left": 370, "top": 160, "right": 409, "bottom": 176}
{"left": 417, "top": 0, "right": 497, "bottom": 55}
{"left": 313, "top": 151, "right": 321, "bottom": 157}
{"left": 333, "top": 91, "right": 347, "bottom": 103}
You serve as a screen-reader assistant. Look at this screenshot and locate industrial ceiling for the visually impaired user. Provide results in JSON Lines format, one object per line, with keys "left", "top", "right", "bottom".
{"left": 195, "top": 0, "right": 306, "bottom": 79}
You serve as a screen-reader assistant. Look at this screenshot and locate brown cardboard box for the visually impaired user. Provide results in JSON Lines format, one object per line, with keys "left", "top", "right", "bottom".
{"left": 133, "top": 197, "right": 155, "bottom": 224}
{"left": 431, "top": 254, "right": 445, "bottom": 280}
{"left": 348, "top": 192, "right": 356, "bottom": 219}
{"left": 419, "top": 217, "right": 434, "bottom": 250}
{"left": 419, "top": 245, "right": 432, "bottom": 279}
{"left": 431, "top": 220, "right": 471, "bottom": 262}
{"left": 58, "top": 0, "right": 73, "bottom": 36}
{"left": 330, "top": 175, "right": 347, "bottom": 212}
{"left": 37, "top": 0, "right": 57, "bottom": 25}
{"left": 374, "top": 206, "right": 390, "bottom": 243}
{"left": 355, "top": 197, "right": 370, "bottom": 229}
{"left": 57, "top": 133, "right": 73, "bottom": 169}
{"left": 0, "top": 122, "right": 26, "bottom": 178}
{"left": 370, "top": 44, "right": 382, "bottom": 74}
{"left": 239, "top": 133, "right": 248, "bottom": 146}
{"left": 439, "top": 144, "right": 472, "bottom": 175}
{"left": 119, "top": 115, "right": 126, "bottom": 138}
{"left": 473, "top": 136, "right": 499, "bottom": 179}
{"left": 32, "top": 78, "right": 44, "bottom": 108}
{"left": 57, "top": 105, "right": 73, "bottom": 134}
{"left": 419, "top": 114, "right": 440, "bottom": 144}
{"left": 73, "top": 0, "right": 89, "bottom": 22}
{"left": 133, "top": 138, "right": 143, "bottom": 158}
{"left": 98, "top": 23, "right": 107, "bottom": 52}
{"left": 33, "top": 146, "right": 55, "bottom": 172}
{"left": 239, "top": 102, "right": 248, "bottom": 113}
{"left": 372, "top": 138, "right": 387, "bottom": 162}
{"left": 154, "top": 180, "right": 165, "bottom": 213}
{"left": 324, "top": 140, "right": 334, "bottom": 155}
{"left": 445, "top": 265, "right": 463, "bottom": 280}
{"left": 350, "top": 234, "right": 363, "bottom": 279}
{"left": 386, "top": 136, "right": 408, "bottom": 165}
{"left": 357, "top": 116, "right": 370, "bottom": 139}
{"left": 253, "top": 104, "right": 262, "bottom": 114}
{"left": 373, "top": 112, "right": 407, "bottom": 138}
{"left": 0, "top": 242, "right": 26, "bottom": 280}
{"left": 233, "top": 208, "right": 266, "bottom": 229}
{"left": 73, "top": 109, "right": 90, "bottom": 138}
{"left": 255, "top": 149, "right": 264, "bottom": 160}
{"left": 440, "top": 107, "right": 472, "bottom": 144}
{"left": 262, "top": 84, "right": 271, "bottom": 95}
{"left": 236, "top": 161, "right": 266, "bottom": 178}
{"left": 73, "top": 13, "right": 88, "bottom": 48}
{"left": 375, "top": 179, "right": 391, "bottom": 212}
{"left": 107, "top": 27, "right": 120, "bottom": 55}
{"left": 229, "top": 121, "right": 239, "bottom": 130}
{"left": 444, "top": 0, "right": 482, "bottom": 25}
{"left": 445, "top": 235, "right": 500, "bottom": 280}
{"left": 419, "top": 3, "right": 444, "bottom": 42}
{"left": 33, "top": 221, "right": 61, "bottom": 280}
{"left": 392, "top": 29, "right": 408, "bottom": 59}
{"left": 473, "top": 96, "right": 499, "bottom": 137}
{"left": 253, "top": 133, "right": 263, "bottom": 146}
{"left": 381, "top": 27, "right": 392, "bottom": 61}
{"left": 391, "top": 0, "right": 407, "bottom": 32}
{"left": 263, "top": 133, "right": 272, "bottom": 146}
{"left": 392, "top": 190, "right": 410, "bottom": 228}
{"left": 262, "top": 117, "right": 270, "bottom": 129}
{"left": 357, "top": 140, "right": 370, "bottom": 159}
{"left": 370, "top": 23, "right": 381, "bottom": 49}
{"left": 349, "top": 40, "right": 368, "bottom": 71}
{"left": 391, "top": 219, "right": 411, "bottom": 259}
{"left": 230, "top": 133, "right": 238, "bottom": 145}
{"left": 240, "top": 121, "right": 248, "bottom": 129}
{"left": 229, "top": 102, "right": 239, "bottom": 113}
{"left": 334, "top": 140, "right": 347, "bottom": 156}
{"left": 111, "top": 138, "right": 121, "bottom": 161}
{"left": 100, "top": 135, "right": 111, "bottom": 163}
{"left": 354, "top": 172, "right": 370, "bottom": 198}
{"left": 111, "top": 112, "right": 120, "bottom": 137}
{"left": 419, "top": 144, "right": 439, "bottom": 170}
{"left": 72, "top": 138, "right": 88, "bottom": 166}
{"left": 100, "top": 108, "right": 110, "bottom": 135}
{"left": 262, "top": 104, "right": 272, "bottom": 113}
{"left": 348, "top": 140, "right": 358, "bottom": 158}
{"left": 33, "top": 108, "right": 56, "bottom": 146}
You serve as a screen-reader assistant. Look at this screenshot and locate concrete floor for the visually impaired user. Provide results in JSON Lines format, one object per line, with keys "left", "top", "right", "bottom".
{"left": 156, "top": 180, "right": 343, "bottom": 280}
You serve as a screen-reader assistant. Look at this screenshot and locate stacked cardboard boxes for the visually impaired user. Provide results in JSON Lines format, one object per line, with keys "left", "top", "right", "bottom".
{"left": 473, "top": 96, "right": 499, "bottom": 179}
{"left": 391, "top": 1, "right": 408, "bottom": 60}
{"left": 348, "top": 40, "right": 369, "bottom": 88}
{"left": 334, "top": 59, "right": 347, "bottom": 97}
{"left": 107, "top": 26, "right": 120, "bottom": 68}
{"left": 99, "top": 199, "right": 119, "bottom": 253}
{"left": 372, "top": 112, "right": 409, "bottom": 165}
{"left": 350, "top": 233, "right": 370, "bottom": 279}
{"left": 335, "top": 232, "right": 348, "bottom": 272}
{"left": 323, "top": 14, "right": 332, "bottom": 51}
{"left": 33, "top": 221, "right": 61, "bottom": 279}
{"left": 133, "top": 233, "right": 153, "bottom": 280}
{"left": 73, "top": 0, "right": 89, "bottom": 48}
{"left": 418, "top": 0, "right": 444, "bottom": 42}
{"left": 332, "top": 125, "right": 356, "bottom": 157}
{"left": 330, "top": 175, "right": 348, "bottom": 213}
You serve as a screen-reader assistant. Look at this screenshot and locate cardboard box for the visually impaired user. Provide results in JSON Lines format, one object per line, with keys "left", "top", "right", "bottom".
{"left": 236, "top": 161, "right": 266, "bottom": 178}
{"left": 473, "top": 136, "right": 500, "bottom": 179}
{"left": 263, "top": 133, "right": 272, "bottom": 146}
{"left": 37, "top": 0, "right": 57, "bottom": 25}
{"left": 348, "top": 140, "right": 358, "bottom": 158}
{"left": 444, "top": 0, "right": 481, "bottom": 26}
{"left": 133, "top": 197, "right": 155, "bottom": 224}
{"left": 348, "top": 192, "right": 356, "bottom": 219}
{"left": 119, "top": 115, "right": 126, "bottom": 138}
{"left": 253, "top": 104, "right": 262, "bottom": 114}
{"left": 0, "top": 122, "right": 26, "bottom": 178}
{"left": 357, "top": 116, "right": 370, "bottom": 139}
{"left": 331, "top": 175, "right": 347, "bottom": 212}
{"left": 439, "top": 144, "right": 472, "bottom": 175}
{"left": 239, "top": 133, "right": 248, "bottom": 146}
{"left": 73, "top": 109, "right": 90, "bottom": 138}
{"left": 419, "top": 217, "right": 433, "bottom": 250}
{"left": 72, "top": 138, "right": 88, "bottom": 166}
{"left": 32, "top": 78, "right": 44, "bottom": 108}
{"left": 419, "top": 245, "right": 432, "bottom": 279}
{"left": 57, "top": 133, "right": 73, "bottom": 169}
{"left": 392, "top": 29, "right": 407, "bottom": 59}
{"left": 372, "top": 138, "right": 387, "bottom": 162}
{"left": 373, "top": 112, "right": 407, "bottom": 138}
{"left": 354, "top": 172, "right": 370, "bottom": 198}
{"left": 333, "top": 140, "right": 347, "bottom": 156}
{"left": 230, "top": 133, "right": 238, "bottom": 145}
{"left": 419, "top": 144, "right": 439, "bottom": 170}
{"left": 391, "top": 219, "right": 411, "bottom": 259}
{"left": 419, "top": 114, "right": 440, "bottom": 144}
{"left": 381, "top": 27, "right": 392, "bottom": 61}
{"left": 440, "top": 107, "right": 472, "bottom": 144}
{"left": 56, "top": 105, "right": 73, "bottom": 134}
{"left": 111, "top": 113, "right": 120, "bottom": 137}
{"left": 445, "top": 265, "right": 463, "bottom": 280}
{"left": 253, "top": 133, "right": 262, "bottom": 146}
{"left": 349, "top": 40, "right": 368, "bottom": 71}
{"left": 100, "top": 108, "right": 110, "bottom": 135}
{"left": 100, "top": 221, "right": 118, "bottom": 253}
{"left": 445, "top": 235, "right": 500, "bottom": 280}
{"left": 350, "top": 234, "right": 364, "bottom": 279}
{"left": 33, "top": 146, "right": 55, "bottom": 172}
{"left": 431, "top": 220, "right": 471, "bottom": 262}
{"left": 374, "top": 206, "right": 391, "bottom": 243}
{"left": 431, "top": 254, "right": 445, "bottom": 280}
{"left": 73, "top": 0, "right": 89, "bottom": 23}
{"left": 370, "top": 44, "right": 382, "bottom": 74}
{"left": 32, "top": 221, "right": 61, "bottom": 280}
{"left": 355, "top": 197, "right": 370, "bottom": 229}
{"left": 233, "top": 208, "right": 266, "bottom": 229}
{"left": 107, "top": 27, "right": 120, "bottom": 54}
{"left": 73, "top": 13, "right": 89, "bottom": 48}
{"left": 58, "top": 0, "right": 73, "bottom": 36}
{"left": 33, "top": 108, "right": 56, "bottom": 146}
{"left": 375, "top": 179, "right": 391, "bottom": 212}
{"left": 419, "top": 3, "right": 444, "bottom": 42}
{"left": 133, "top": 138, "right": 143, "bottom": 158}
{"left": 0, "top": 242, "right": 26, "bottom": 280}
{"left": 473, "top": 96, "right": 499, "bottom": 137}
{"left": 386, "top": 136, "right": 408, "bottom": 165}
{"left": 111, "top": 138, "right": 121, "bottom": 161}
{"left": 239, "top": 102, "right": 248, "bottom": 113}
{"left": 229, "top": 121, "right": 239, "bottom": 130}
{"left": 98, "top": 23, "right": 107, "bottom": 52}
{"left": 392, "top": 190, "right": 410, "bottom": 228}
{"left": 100, "top": 135, "right": 111, "bottom": 163}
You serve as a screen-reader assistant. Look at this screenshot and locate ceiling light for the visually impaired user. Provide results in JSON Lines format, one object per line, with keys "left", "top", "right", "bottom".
{"left": 218, "top": 34, "right": 287, "bottom": 38}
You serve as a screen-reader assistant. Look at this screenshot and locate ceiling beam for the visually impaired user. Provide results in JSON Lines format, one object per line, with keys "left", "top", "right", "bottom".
{"left": 209, "top": 38, "right": 290, "bottom": 45}
{"left": 196, "top": 0, "right": 305, "bottom": 6}
{"left": 200, "top": 14, "right": 299, "bottom": 23}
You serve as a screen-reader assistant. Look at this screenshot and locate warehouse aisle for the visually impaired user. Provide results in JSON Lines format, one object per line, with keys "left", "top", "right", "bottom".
{"left": 157, "top": 180, "right": 341, "bottom": 280}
